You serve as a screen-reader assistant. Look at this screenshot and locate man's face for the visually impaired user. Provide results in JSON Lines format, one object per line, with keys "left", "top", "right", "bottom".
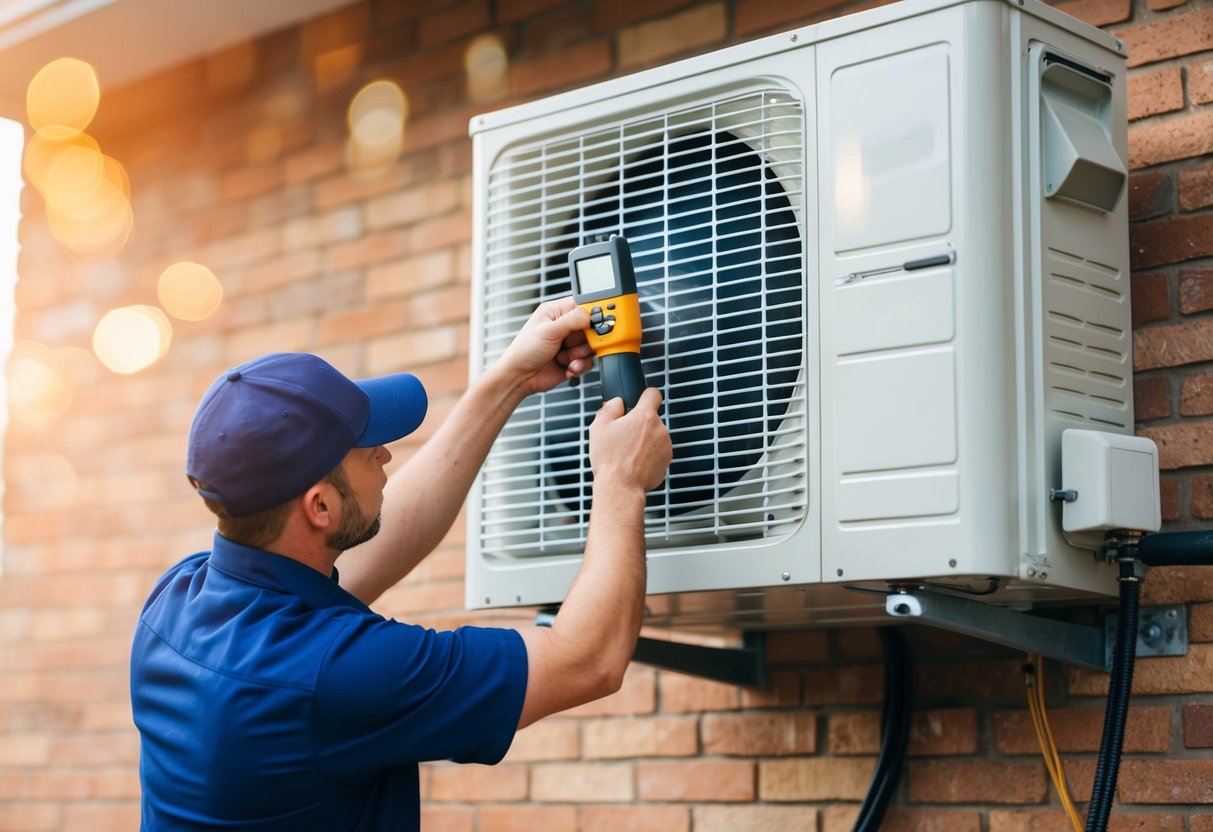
{"left": 326, "top": 445, "right": 391, "bottom": 552}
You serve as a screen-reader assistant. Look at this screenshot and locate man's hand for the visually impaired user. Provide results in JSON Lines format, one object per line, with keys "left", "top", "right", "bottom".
{"left": 496, "top": 297, "right": 595, "bottom": 398}
{"left": 589, "top": 388, "right": 672, "bottom": 494}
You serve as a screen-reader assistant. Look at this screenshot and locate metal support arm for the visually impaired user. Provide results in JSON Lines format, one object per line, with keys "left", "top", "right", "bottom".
{"left": 536, "top": 608, "right": 768, "bottom": 688}
{"left": 885, "top": 590, "right": 1186, "bottom": 671}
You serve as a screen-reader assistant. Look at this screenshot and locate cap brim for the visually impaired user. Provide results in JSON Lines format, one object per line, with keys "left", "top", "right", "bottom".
{"left": 354, "top": 372, "right": 428, "bottom": 447}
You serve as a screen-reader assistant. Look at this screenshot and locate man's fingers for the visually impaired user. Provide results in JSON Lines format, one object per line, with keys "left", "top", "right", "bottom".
{"left": 634, "top": 387, "right": 664, "bottom": 412}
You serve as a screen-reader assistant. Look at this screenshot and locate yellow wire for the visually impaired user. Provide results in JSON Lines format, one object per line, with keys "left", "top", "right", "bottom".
{"left": 1026, "top": 655, "right": 1083, "bottom": 832}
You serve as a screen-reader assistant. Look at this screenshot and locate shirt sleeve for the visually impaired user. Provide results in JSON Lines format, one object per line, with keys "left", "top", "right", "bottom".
{"left": 312, "top": 616, "right": 528, "bottom": 780}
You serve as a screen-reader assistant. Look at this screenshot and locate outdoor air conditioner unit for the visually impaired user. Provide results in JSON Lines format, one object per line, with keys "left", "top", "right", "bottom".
{"left": 466, "top": 0, "right": 1139, "bottom": 630}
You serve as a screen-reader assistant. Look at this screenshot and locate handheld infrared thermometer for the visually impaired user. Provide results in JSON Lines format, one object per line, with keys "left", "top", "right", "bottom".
{"left": 568, "top": 236, "right": 646, "bottom": 411}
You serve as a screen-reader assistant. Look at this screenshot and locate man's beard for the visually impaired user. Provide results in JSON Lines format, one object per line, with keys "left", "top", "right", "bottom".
{"left": 327, "top": 494, "right": 382, "bottom": 552}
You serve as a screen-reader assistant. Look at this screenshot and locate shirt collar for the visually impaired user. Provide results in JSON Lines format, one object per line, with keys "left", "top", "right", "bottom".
{"left": 207, "top": 532, "right": 372, "bottom": 614}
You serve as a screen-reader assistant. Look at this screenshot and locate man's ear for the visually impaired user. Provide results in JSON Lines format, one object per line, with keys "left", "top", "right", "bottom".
{"left": 300, "top": 482, "right": 334, "bottom": 530}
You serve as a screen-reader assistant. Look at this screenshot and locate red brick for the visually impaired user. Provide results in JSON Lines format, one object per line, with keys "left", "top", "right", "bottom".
{"left": 418, "top": 0, "right": 489, "bottom": 48}
{"left": 593, "top": 0, "right": 694, "bottom": 31}
{"left": 765, "top": 629, "right": 829, "bottom": 664}
{"left": 1147, "top": 0, "right": 1188, "bottom": 8}
{"left": 1139, "top": 420, "right": 1213, "bottom": 468}
{"left": 1119, "top": 759, "right": 1213, "bottom": 802}
{"left": 702, "top": 712, "right": 817, "bottom": 756}
{"left": 220, "top": 159, "right": 284, "bottom": 202}
{"left": 1180, "top": 161, "right": 1213, "bottom": 212}
{"left": 1182, "top": 372, "right": 1213, "bottom": 415}
{"left": 735, "top": 0, "right": 883, "bottom": 36}
{"left": 1195, "top": 475, "right": 1213, "bottom": 518}
{"left": 1132, "top": 271, "right": 1170, "bottom": 326}
{"left": 510, "top": 38, "right": 612, "bottom": 98}
{"left": 827, "top": 806, "right": 983, "bottom": 832}
{"left": 659, "top": 671, "right": 741, "bottom": 713}
{"left": 1139, "top": 565, "right": 1213, "bottom": 605}
{"left": 741, "top": 669, "right": 802, "bottom": 709}
{"left": 1071, "top": 643, "right": 1213, "bottom": 694}
{"left": 530, "top": 762, "right": 634, "bottom": 802}
{"left": 759, "top": 757, "right": 874, "bottom": 801}
{"left": 995, "top": 705, "right": 1171, "bottom": 753}
{"left": 419, "top": 806, "right": 474, "bottom": 832}
{"left": 480, "top": 805, "right": 576, "bottom": 832}
{"left": 1135, "top": 375, "right": 1171, "bottom": 421}
{"left": 1185, "top": 703, "right": 1213, "bottom": 746}
{"left": 1190, "top": 601, "right": 1213, "bottom": 640}
{"left": 909, "top": 760, "right": 1047, "bottom": 804}
{"left": 1128, "top": 170, "right": 1171, "bottom": 220}
{"left": 1197, "top": 816, "right": 1213, "bottom": 832}
{"left": 502, "top": 718, "right": 579, "bottom": 762}
{"left": 636, "top": 759, "right": 755, "bottom": 801}
{"left": 696, "top": 805, "right": 821, "bottom": 832}
{"left": 617, "top": 4, "right": 726, "bottom": 70}
{"left": 61, "top": 802, "right": 140, "bottom": 832}
{"left": 1134, "top": 318, "right": 1213, "bottom": 370}
{"left": 914, "top": 658, "right": 1026, "bottom": 700}
{"left": 582, "top": 716, "right": 698, "bottom": 758}
{"left": 429, "top": 764, "right": 527, "bottom": 802}
{"left": 1128, "top": 67, "right": 1184, "bottom": 120}
{"left": 1180, "top": 268, "right": 1213, "bottom": 313}
{"left": 830, "top": 708, "right": 978, "bottom": 756}
{"left": 1191, "top": 57, "right": 1213, "bottom": 105}
{"left": 325, "top": 230, "right": 411, "bottom": 272}
{"left": 519, "top": 6, "right": 592, "bottom": 56}
{"left": 1129, "top": 111, "right": 1213, "bottom": 170}
{"left": 580, "top": 805, "right": 690, "bottom": 832}
{"left": 498, "top": 0, "right": 568, "bottom": 24}
{"left": 989, "top": 809, "right": 1184, "bottom": 831}
{"left": 1055, "top": 0, "right": 1132, "bottom": 27}
{"left": 803, "top": 663, "right": 884, "bottom": 706}
{"left": 1115, "top": 8, "right": 1213, "bottom": 68}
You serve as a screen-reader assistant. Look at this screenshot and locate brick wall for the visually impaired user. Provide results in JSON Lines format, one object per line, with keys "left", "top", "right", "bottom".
{"left": 1, "top": 0, "right": 1210, "bottom": 829}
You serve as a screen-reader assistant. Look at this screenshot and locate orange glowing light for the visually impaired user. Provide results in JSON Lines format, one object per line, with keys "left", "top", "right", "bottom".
{"left": 46, "top": 154, "right": 134, "bottom": 256}
{"left": 346, "top": 80, "right": 407, "bottom": 177}
{"left": 26, "top": 58, "right": 100, "bottom": 140}
{"left": 158, "top": 262, "right": 224, "bottom": 321}
{"left": 92, "top": 305, "right": 172, "bottom": 374}
{"left": 465, "top": 35, "right": 509, "bottom": 103}
{"left": 22, "top": 131, "right": 100, "bottom": 197}
{"left": 8, "top": 342, "right": 73, "bottom": 424}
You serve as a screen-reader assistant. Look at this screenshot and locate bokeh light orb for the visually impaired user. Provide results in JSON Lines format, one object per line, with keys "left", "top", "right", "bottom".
{"left": 346, "top": 80, "right": 407, "bottom": 177}
{"left": 158, "top": 261, "right": 224, "bottom": 321}
{"left": 8, "top": 342, "right": 73, "bottom": 424}
{"left": 92, "top": 305, "right": 173, "bottom": 374}
{"left": 465, "top": 35, "right": 509, "bottom": 103}
{"left": 26, "top": 58, "right": 100, "bottom": 140}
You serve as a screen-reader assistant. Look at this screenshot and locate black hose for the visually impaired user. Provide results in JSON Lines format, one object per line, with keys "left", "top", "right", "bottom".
{"left": 854, "top": 626, "right": 912, "bottom": 832}
{"left": 1137, "top": 530, "right": 1213, "bottom": 566}
{"left": 1084, "top": 558, "right": 1139, "bottom": 832}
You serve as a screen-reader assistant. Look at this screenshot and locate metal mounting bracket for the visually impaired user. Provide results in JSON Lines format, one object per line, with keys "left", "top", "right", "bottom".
{"left": 884, "top": 590, "right": 1187, "bottom": 671}
{"left": 536, "top": 609, "right": 768, "bottom": 689}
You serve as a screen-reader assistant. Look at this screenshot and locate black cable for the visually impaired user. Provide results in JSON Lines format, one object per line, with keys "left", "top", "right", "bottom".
{"left": 1084, "top": 558, "right": 1139, "bottom": 832}
{"left": 854, "top": 626, "right": 912, "bottom": 832}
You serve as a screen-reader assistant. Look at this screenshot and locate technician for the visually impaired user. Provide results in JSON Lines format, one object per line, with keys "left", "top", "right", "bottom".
{"left": 130, "top": 297, "right": 672, "bottom": 831}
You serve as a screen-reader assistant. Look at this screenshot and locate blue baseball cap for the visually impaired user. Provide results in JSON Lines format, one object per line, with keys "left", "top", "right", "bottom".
{"left": 186, "top": 353, "right": 427, "bottom": 517}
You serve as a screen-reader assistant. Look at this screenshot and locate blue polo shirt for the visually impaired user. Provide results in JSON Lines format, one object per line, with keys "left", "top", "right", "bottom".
{"left": 130, "top": 533, "right": 527, "bottom": 831}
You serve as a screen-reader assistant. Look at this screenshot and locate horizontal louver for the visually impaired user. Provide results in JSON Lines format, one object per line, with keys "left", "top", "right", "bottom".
{"left": 479, "top": 88, "right": 809, "bottom": 559}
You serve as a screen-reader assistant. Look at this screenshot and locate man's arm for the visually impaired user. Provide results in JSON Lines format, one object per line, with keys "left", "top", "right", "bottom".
{"left": 339, "top": 298, "right": 594, "bottom": 605}
{"left": 516, "top": 387, "right": 672, "bottom": 728}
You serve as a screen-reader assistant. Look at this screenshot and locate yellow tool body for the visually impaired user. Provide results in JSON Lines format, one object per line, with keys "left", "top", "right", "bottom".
{"left": 568, "top": 236, "right": 647, "bottom": 410}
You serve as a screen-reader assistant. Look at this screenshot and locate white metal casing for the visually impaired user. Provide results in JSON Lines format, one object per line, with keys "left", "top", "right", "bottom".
{"left": 1061, "top": 429, "right": 1161, "bottom": 540}
{"left": 466, "top": 0, "right": 1134, "bottom": 628}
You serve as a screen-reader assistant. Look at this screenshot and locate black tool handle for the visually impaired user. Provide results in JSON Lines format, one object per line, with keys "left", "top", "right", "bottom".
{"left": 599, "top": 352, "right": 646, "bottom": 412}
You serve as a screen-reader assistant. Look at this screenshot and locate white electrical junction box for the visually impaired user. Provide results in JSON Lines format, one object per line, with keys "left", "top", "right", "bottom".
{"left": 466, "top": 0, "right": 1140, "bottom": 629}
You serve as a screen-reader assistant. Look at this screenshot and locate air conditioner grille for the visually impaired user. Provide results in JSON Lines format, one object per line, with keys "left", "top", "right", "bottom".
{"left": 479, "top": 88, "right": 809, "bottom": 559}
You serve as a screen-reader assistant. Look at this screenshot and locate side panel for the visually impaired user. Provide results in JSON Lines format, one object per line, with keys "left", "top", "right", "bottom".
{"left": 818, "top": 2, "right": 1020, "bottom": 585}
